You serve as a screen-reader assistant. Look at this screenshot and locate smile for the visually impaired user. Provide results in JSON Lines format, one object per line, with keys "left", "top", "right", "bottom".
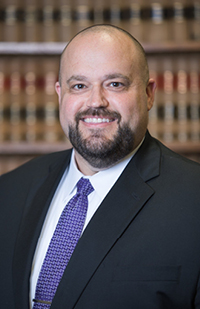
{"left": 83, "top": 118, "right": 113, "bottom": 123}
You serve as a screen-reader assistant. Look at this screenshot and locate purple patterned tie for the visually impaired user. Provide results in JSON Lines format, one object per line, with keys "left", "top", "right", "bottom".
{"left": 33, "top": 177, "right": 94, "bottom": 308}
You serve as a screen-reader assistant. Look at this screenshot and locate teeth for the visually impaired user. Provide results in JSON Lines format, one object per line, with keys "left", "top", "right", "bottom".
{"left": 84, "top": 118, "right": 111, "bottom": 123}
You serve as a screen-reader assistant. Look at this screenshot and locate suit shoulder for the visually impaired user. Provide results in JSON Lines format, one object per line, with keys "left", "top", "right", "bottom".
{"left": 0, "top": 149, "right": 72, "bottom": 182}
{"left": 153, "top": 139, "right": 200, "bottom": 186}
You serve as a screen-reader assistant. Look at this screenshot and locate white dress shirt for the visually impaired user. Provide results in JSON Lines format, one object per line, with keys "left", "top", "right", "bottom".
{"left": 30, "top": 141, "right": 143, "bottom": 307}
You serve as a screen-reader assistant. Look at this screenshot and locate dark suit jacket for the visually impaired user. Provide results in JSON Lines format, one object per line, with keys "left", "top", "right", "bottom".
{"left": 1, "top": 131, "right": 200, "bottom": 309}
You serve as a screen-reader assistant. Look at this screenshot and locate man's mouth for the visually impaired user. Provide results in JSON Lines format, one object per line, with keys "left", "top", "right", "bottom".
{"left": 83, "top": 117, "right": 114, "bottom": 124}
{"left": 75, "top": 108, "right": 121, "bottom": 125}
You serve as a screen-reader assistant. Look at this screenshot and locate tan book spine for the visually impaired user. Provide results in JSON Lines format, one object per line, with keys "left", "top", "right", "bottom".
{"left": 2, "top": 0, "right": 24, "bottom": 42}
{"left": 143, "top": 0, "right": 169, "bottom": 43}
{"left": 0, "top": 61, "right": 6, "bottom": 142}
{"left": 128, "top": 1, "right": 143, "bottom": 43}
{"left": 72, "top": 0, "right": 92, "bottom": 35}
{"left": 189, "top": 1, "right": 200, "bottom": 40}
{"left": 175, "top": 55, "right": 189, "bottom": 142}
{"left": 0, "top": 5, "right": 4, "bottom": 41}
{"left": 188, "top": 55, "right": 200, "bottom": 141}
{"left": 0, "top": 57, "right": 10, "bottom": 142}
{"left": 42, "top": 0, "right": 58, "bottom": 42}
{"left": 109, "top": 0, "right": 121, "bottom": 27}
{"left": 42, "top": 57, "right": 64, "bottom": 142}
{"left": 162, "top": 57, "right": 176, "bottom": 143}
{"left": 93, "top": 0, "right": 105, "bottom": 24}
{"left": 23, "top": 0, "right": 42, "bottom": 42}
{"left": 171, "top": 1, "right": 189, "bottom": 42}
{"left": 58, "top": 0, "right": 72, "bottom": 42}
{"left": 3, "top": 4, "right": 19, "bottom": 41}
{"left": 9, "top": 63, "right": 23, "bottom": 141}
{"left": 23, "top": 58, "right": 39, "bottom": 142}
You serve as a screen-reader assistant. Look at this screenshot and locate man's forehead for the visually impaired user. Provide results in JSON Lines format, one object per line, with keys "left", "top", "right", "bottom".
{"left": 63, "top": 28, "right": 135, "bottom": 59}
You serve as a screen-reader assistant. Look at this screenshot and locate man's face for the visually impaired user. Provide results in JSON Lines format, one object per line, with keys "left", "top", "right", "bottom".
{"left": 56, "top": 31, "right": 155, "bottom": 172}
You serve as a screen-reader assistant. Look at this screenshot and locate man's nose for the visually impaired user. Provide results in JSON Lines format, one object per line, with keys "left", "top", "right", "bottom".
{"left": 86, "top": 86, "right": 109, "bottom": 108}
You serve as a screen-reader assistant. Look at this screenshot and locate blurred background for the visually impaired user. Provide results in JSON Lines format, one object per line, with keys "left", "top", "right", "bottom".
{"left": 0, "top": 0, "right": 200, "bottom": 174}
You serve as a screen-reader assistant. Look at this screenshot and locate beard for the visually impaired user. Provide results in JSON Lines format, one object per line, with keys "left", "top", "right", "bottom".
{"left": 68, "top": 108, "right": 135, "bottom": 169}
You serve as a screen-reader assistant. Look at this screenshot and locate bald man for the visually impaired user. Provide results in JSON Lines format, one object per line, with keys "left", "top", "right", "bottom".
{"left": 1, "top": 25, "right": 200, "bottom": 309}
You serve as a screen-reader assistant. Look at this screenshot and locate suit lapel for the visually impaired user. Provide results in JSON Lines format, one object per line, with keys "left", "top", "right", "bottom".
{"left": 52, "top": 132, "right": 161, "bottom": 308}
{"left": 12, "top": 151, "right": 71, "bottom": 309}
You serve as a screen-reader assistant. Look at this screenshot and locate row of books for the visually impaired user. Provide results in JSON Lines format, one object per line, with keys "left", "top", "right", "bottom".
{"left": 0, "top": 56, "right": 66, "bottom": 143}
{"left": 148, "top": 53, "right": 200, "bottom": 143}
{"left": 0, "top": 53, "right": 199, "bottom": 144}
{"left": 0, "top": 1, "right": 199, "bottom": 42}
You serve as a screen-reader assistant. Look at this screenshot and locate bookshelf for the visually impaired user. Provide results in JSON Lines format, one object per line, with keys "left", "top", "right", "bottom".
{"left": 0, "top": 0, "right": 200, "bottom": 174}
{"left": 0, "top": 41, "right": 200, "bottom": 174}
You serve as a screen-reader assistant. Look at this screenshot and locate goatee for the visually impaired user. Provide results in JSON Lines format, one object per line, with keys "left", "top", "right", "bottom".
{"left": 68, "top": 109, "right": 135, "bottom": 169}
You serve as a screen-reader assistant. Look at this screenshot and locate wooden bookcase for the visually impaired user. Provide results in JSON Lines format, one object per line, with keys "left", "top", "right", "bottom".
{"left": 0, "top": 41, "right": 200, "bottom": 174}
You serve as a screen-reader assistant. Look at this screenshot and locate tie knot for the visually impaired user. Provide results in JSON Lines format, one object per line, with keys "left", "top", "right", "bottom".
{"left": 76, "top": 177, "right": 94, "bottom": 196}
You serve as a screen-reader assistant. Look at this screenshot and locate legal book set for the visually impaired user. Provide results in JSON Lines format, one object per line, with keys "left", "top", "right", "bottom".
{"left": 0, "top": 0, "right": 200, "bottom": 174}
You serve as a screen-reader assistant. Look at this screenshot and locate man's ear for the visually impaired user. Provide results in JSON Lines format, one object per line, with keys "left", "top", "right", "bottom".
{"left": 55, "top": 81, "right": 61, "bottom": 103}
{"left": 146, "top": 78, "right": 157, "bottom": 111}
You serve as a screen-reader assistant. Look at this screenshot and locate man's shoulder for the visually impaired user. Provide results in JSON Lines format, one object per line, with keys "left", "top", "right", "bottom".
{"left": 0, "top": 148, "right": 72, "bottom": 182}
{"left": 158, "top": 139, "right": 200, "bottom": 170}
{"left": 134, "top": 132, "right": 200, "bottom": 183}
{"left": 150, "top": 137, "right": 200, "bottom": 189}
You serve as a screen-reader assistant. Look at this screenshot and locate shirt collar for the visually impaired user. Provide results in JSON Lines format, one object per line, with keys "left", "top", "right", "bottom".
{"left": 64, "top": 138, "right": 144, "bottom": 200}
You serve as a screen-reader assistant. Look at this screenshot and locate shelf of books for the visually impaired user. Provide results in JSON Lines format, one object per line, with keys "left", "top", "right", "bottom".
{"left": 0, "top": 0, "right": 200, "bottom": 174}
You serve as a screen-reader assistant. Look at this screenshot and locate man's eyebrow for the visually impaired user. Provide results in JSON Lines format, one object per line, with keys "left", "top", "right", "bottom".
{"left": 66, "top": 75, "right": 88, "bottom": 84}
{"left": 104, "top": 73, "right": 130, "bottom": 81}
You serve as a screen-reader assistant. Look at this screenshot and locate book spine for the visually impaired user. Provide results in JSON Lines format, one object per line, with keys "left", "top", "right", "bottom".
{"left": 175, "top": 55, "right": 189, "bottom": 142}
{"left": 0, "top": 61, "right": 5, "bottom": 142}
{"left": 142, "top": 1, "right": 169, "bottom": 43}
{"left": 171, "top": 1, "right": 189, "bottom": 42}
{"left": 59, "top": 2, "right": 72, "bottom": 42}
{"left": 23, "top": 58, "right": 38, "bottom": 142}
{"left": 9, "top": 67, "right": 23, "bottom": 141}
{"left": 93, "top": 0, "right": 105, "bottom": 24}
{"left": 3, "top": 4, "right": 19, "bottom": 41}
{"left": 109, "top": 0, "right": 121, "bottom": 27}
{"left": 23, "top": 0, "right": 41, "bottom": 42}
{"left": 73, "top": 0, "right": 92, "bottom": 35}
{"left": 188, "top": 55, "right": 200, "bottom": 141}
{"left": 42, "top": 0, "right": 58, "bottom": 42}
{"left": 189, "top": 1, "right": 200, "bottom": 41}
{"left": 125, "top": 2, "right": 143, "bottom": 42}
{"left": 42, "top": 57, "right": 64, "bottom": 142}
{"left": 162, "top": 57, "right": 176, "bottom": 143}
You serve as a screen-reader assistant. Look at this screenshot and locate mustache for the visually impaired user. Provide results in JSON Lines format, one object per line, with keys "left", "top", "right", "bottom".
{"left": 75, "top": 108, "right": 121, "bottom": 123}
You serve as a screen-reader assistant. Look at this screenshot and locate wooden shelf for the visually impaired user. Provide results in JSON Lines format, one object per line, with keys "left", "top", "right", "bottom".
{"left": 0, "top": 142, "right": 71, "bottom": 155}
{"left": 143, "top": 41, "right": 200, "bottom": 54}
{"left": 0, "top": 42, "right": 66, "bottom": 55}
{"left": 0, "top": 141, "right": 199, "bottom": 156}
{"left": 164, "top": 141, "right": 200, "bottom": 154}
{"left": 0, "top": 41, "right": 200, "bottom": 55}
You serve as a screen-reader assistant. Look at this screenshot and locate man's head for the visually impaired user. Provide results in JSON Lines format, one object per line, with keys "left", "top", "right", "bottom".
{"left": 55, "top": 24, "right": 156, "bottom": 175}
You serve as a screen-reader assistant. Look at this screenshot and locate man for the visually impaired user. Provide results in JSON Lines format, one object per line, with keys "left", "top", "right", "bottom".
{"left": 1, "top": 24, "right": 200, "bottom": 309}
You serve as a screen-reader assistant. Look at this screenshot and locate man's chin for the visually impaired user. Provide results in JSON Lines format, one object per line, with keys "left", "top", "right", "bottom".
{"left": 69, "top": 122, "right": 135, "bottom": 168}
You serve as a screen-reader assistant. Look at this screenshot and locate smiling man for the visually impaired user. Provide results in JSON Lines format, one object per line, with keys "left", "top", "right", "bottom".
{"left": 1, "top": 25, "right": 200, "bottom": 309}
{"left": 56, "top": 25, "right": 155, "bottom": 174}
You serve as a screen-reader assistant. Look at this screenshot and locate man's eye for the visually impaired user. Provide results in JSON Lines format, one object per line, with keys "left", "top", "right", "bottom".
{"left": 110, "top": 82, "right": 123, "bottom": 87}
{"left": 73, "top": 84, "right": 86, "bottom": 89}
